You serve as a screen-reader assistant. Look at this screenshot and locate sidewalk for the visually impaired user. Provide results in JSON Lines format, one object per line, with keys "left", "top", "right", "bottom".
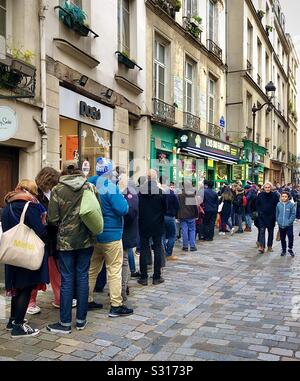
{"left": 1, "top": 225, "right": 300, "bottom": 361}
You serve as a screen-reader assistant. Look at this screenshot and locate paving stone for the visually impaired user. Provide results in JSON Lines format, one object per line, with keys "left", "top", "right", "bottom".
{"left": 270, "top": 348, "right": 293, "bottom": 357}
{"left": 258, "top": 353, "right": 280, "bottom": 361}
{"left": 38, "top": 350, "right": 61, "bottom": 359}
{"left": 248, "top": 345, "right": 269, "bottom": 353}
{"left": 72, "top": 350, "right": 96, "bottom": 360}
{"left": 53, "top": 345, "right": 76, "bottom": 354}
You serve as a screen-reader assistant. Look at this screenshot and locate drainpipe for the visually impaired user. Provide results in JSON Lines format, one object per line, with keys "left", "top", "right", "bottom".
{"left": 39, "top": 0, "right": 48, "bottom": 168}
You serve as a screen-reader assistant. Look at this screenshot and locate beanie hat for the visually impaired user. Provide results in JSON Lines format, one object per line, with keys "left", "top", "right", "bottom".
{"left": 96, "top": 157, "right": 113, "bottom": 176}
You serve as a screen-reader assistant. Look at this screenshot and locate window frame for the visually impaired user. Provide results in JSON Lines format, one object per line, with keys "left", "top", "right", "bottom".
{"left": 208, "top": 77, "right": 216, "bottom": 124}
{"left": 118, "top": 0, "right": 130, "bottom": 55}
{"left": 184, "top": 58, "right": 194, "bottom": 114}
{"left": 185, "top": 0, "right": 198, "bottom": 17}
{"left": 154, "top": 38, "right": 167, "bottom": 101}
{"left": 0, "top": 0, "right": 6, "bottom": 38}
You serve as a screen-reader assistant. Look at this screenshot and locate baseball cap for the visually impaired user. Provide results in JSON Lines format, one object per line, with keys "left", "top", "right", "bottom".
{"left": 62, "top": 160, "right": 79, "bottom": 173}
{"left": 96, "top": 157, "right": 113, "bottom": 176}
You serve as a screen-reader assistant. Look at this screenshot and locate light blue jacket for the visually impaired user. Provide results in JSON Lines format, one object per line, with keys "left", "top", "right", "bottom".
{"left": 276, "top": 201, "right": 296, "bottom": 228}
{"left": 88, "top": 175, "right": 128, "bottom": 243}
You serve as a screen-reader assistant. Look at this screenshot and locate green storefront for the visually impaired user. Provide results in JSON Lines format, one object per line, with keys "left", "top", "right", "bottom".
{"left": 233, "top": 140, "right": 267, "bottom": 185}
{"left": 150, "top": 124, "right": 178, "bottom": 183}
{"left": 177, "top": 131, "right": 241, "bottom": 190}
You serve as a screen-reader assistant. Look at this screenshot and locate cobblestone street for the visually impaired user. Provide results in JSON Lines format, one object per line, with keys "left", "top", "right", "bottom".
{"left": 1, "top": 225, "right": 300, "bottom": 362}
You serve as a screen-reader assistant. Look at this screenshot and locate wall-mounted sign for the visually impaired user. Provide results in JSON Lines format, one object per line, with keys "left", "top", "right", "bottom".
{"left": 80, "top": 101, "right": 101, "bottom": 120}
{"left": 220, "top": 116, "right": 225, "bottom": 129}
{"left": 0, "top": 106, "right": 18, "bottom": 142}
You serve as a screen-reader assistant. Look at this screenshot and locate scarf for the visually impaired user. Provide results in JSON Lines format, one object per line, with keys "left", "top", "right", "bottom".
{"left": 4, "top": 190, "right": 39, "bottom": 204}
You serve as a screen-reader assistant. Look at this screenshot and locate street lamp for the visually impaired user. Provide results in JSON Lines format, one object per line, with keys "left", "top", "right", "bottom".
{"left": 251, "top": 81, "right": 276, "bottom": 183}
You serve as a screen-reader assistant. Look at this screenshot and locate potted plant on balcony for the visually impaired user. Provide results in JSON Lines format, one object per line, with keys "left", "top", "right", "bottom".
{"left": 257, "top": 10, "right": 265, "bottom": 20}
{"left": 60, "top": 1, "right": 90, "bottom": 37}
{"left": 190, "top": 15, "right": 202, "bottom": 29}
{"left": 266, "top": 25, "right": 273, "bottom": 35}
{"left": 10, "top": 48, "right": 35, "bottom": 77}
{"left": 169, "top": 0, "right": 181, "bottom": 12}
{"left": 117, "top": 51, "right": 136, "bottom": 69}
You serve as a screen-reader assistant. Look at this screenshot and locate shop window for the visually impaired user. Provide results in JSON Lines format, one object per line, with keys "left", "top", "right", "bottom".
{"left": 118, "top": 0, "right": 130, "bottom": 55}
{"left": 216, "top": 163, "right": 228, "bottom": 181}
{"left": 60, "top": 118, "right": 78, "bottom": 171}
{"left": 80, "top": 124, "right": 111, "bottom": 177}
{"left": 0, "top": 0, "right": 6, "bottom": 38}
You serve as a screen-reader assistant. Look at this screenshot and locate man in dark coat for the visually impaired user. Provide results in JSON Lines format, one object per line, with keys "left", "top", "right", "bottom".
{"left": 203, "top": 180, "right": 219, "bottom": 241}
{"left": 138, "top": 170, "right": 166, "bottom": 286}
{"left": 256, "top": 182, "right": 279, "bottom": 253}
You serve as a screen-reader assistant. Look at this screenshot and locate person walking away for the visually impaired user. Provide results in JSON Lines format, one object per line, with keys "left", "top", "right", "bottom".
{"left": 256, "top": 182, "right": 279, "bottom": 254}
{"left": 2, "top": 180, "right": 48, "bottom": 337}
{"left": 119, "top": 175, "right": 139, "bottom": 301}
{"left": 177, "top": 181, "right": 198, "bottom": 251}
{"left": 219, "top": 189, "right": 234, "bottom": 235}
{"left": 138, "top": 170, "right": 166, "bottom": 286}
{"left": 160, "top": 180, "right": 179, "bottom": 260}
{"left": 244, "top": 185, "right": 257, "bottom": 232}
{"left": 276, "top": 191, "right": 296, "bottom": 257}
{"left": 46, "top": 161, "right": 96, "bottom": 333}
{"left": 233, "top": 186, "right": 244, "bottom": 233}
{"left": 27, "top": 167, "right": 62, "bottom": 315}
{"left": 87, "top": 158, "right": 133, "bottom": 317}
{"left": 203, "top": 180, "right": 218, "bottom": 241}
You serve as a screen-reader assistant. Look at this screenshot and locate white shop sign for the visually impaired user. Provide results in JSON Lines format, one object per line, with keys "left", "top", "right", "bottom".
{"left": 0, "top": 106, "right": 18, "bottom": 141}
{"left": 59, "top": 87, "right": 114, "bottom": 132}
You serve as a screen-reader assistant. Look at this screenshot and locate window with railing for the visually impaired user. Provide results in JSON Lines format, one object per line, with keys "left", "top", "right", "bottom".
{"left": 184, "top": 58, "right": 194, "bottom": 114}
{"left": 208, "top": 123, "right": 221, "bottom": 139}
{"left": 154, "top": 38, "right": 167, "bottom": 101}
{"left": 0, "top": 0, "right": 6, "bottom": 38}
{"left": 208, "top": 76, "right": 216, "bottom": 125}
{"left": 152, "top": 98, "right": 175, "bottom": 124}
{"left": 183, "top": 112, "right": 200, "bottom": 131}
{"left": 118, "top": 0, "right": 130, "bottom": 55}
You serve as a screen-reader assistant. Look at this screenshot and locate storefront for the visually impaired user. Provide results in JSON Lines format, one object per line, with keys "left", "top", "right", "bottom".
{"left": 270, "top": 160, "right": 285, "bottom": 185}
{"left": 150, "top": 124, "right": 178, "bottom": 183}
{"left": 177, "top": 131, "right": 240, "bottom": 190}
{"left": 241, "top": 140, "right": 267, "bottom": 186}
{"left": 59, "top": 87, "right": 113, "bottom": 177}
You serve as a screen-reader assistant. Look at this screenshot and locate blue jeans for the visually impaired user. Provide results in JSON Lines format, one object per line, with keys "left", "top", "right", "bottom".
{"left": 180, "top": 219, "right": 196, "bottom": 249}
{"left": 128, "top": 248, "right": 136, "bottom": 273}
{"left": 235, "top": 213, "right": 243, "bottom": 232}
{"left": 58, "top": 247, "right": 93, "bottom": 326}
{"left": 163, "top": 216, "right": 177, "bottom": 257}
{"left": 245, "top": 214, "right": 252, "bottom": 230}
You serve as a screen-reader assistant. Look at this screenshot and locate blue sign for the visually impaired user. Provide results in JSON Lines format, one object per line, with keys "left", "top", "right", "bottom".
{"left": 220, "top": 116, "right": 225, "bottom": 129}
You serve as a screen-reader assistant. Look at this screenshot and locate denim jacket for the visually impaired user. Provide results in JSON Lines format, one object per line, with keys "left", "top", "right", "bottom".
{"left": 276, "top": 201, "right": 296, "bottom": 228}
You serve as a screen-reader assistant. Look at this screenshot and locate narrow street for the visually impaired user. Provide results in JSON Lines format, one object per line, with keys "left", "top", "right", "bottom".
{"left": 1, "top": 226, "right": 300, "bottom": 361}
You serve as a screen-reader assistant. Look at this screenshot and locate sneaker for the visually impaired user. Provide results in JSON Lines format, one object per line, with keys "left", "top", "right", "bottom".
{"left": 288, "top": 249, "right": 295, "bottom": 258}
{"left": 219, "top": 232, "right": 225, "bottom": 236}
{"left": 26, "top": 305, "right": 41, "bottom": 315}
{"left": 131, "top": 272, "right": 141, "bottom": 278}
{"left": 88, "top": 301, "right": 103, "bottom": 310}
{"left": 166, "top": 255, "right": 178, "bottom": 260}
{"left": 137, "top": 278, "right": 148, "bottom": 286}
{"left": 230, "top": 228, "right": 235, "bottom": 236}
{"left": 108, "top": 305, "right": 134, "bottom": 318}
{"left": 182, "top": 247, "right": 188, "bottom": 252}
{"left": 72, "top": 299, "right": 77, "bottom": 308}
{"left": 153, "top": 277, "right": 165, "bottom": 285}
{"left": 47, "top": 322, "right": 71, "bottom": 334}
{"left": 6, "top": 319, "right": 28, "bottom": 331}
{"left": 258, "top": 247, "right": 265, "bottom": 254}
{"left": 76, "top": 321, "right": 87, "bottom": 331}
{"left": 281, "top": 251, "right": 287, "bottom": 257}
{"left": 190, "top": 247, "right": 198, "bottom": 252}
{"left": 11, "top": 322, "right": 40, "bottom": 338}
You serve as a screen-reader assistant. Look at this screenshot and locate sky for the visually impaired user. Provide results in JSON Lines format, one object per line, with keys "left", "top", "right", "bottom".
{"left": 280, "top": 0, "right": 300, "bottom": 154}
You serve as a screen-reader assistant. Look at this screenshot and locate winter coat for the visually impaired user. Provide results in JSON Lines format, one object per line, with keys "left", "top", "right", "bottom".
{"left": 165, "top": 189, "right": 180, "bottom": 218}
{"left": 2, "top": 200, "right": 49, "bottom": 290}
{"left": 138, "top": 181, "right": 167, "bottom": 237}
{"left": 276, "top": 201, "right": 296, "bottom": 228}
{"left": 122, "top": 191, "right": 139, "bottom": 250}
{"left": 48, "top": 174, "right": 96, "bottom": 251}
{"left": 90, "top": 176, "right": 129, "bottom": 244}
{"left": 178, "top": 189, "right": 198, "bottom": 220}
{"left": 203, "top": 188, "right": 219, "bottom": 213}
{"left": 233, "top": 191, "right": 244, "bottom": 214}
{"left": 245, "top": 189, "right": 257, "bottom": 214}
{"left": 220, "top": 199, "right": 232, "bottom": 220}
{"left": 256, "top": 191, "right": 279, "bottom": 228}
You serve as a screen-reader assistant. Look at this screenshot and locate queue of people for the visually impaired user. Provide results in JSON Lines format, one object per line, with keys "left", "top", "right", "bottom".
{"left": 0, "top": 159, "right": 298, "bottom": 338}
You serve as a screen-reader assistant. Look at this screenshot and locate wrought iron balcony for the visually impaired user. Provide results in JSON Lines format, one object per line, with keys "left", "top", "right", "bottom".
{"left": 183, "top": 112, "right": 201, "bottom": 132}
{"left": 207, "top": 39, "right": 222, "bottom": 61}
{"left": 207, "top": 123, "right": 222, "bottom": 139}
{"left": 152, "top": 98, "right": 176, "bottom": 124}
{"left": 0, "top": 54, "right": 36, "bottom": 99}
{"left": 257, "top": 73, "right": 262, "bottom": 87}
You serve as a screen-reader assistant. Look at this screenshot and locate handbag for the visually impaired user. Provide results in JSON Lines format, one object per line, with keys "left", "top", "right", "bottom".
{"left": 276, "top": 230, "right": 281, "bottom": 241}
{"left": 79, "top": 183, "right": 104, "bottom": 235}
{"left": 218, "top": 202, "right": 224, "bottom": 213}
{"left": 0, "top": 202, "right": 45, "bottom": 270}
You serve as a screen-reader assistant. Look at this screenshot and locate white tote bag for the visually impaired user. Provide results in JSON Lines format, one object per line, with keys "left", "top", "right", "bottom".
{"left": 0, "top": 202, "right": 45, "bottom": 270}
{"left": 218, "top": 202, "right": 224, "bottom": 213}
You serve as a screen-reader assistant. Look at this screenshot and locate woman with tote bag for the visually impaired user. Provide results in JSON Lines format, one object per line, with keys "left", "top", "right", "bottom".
{"left": 1, "top": 180, "right": 48, "bottom": 338}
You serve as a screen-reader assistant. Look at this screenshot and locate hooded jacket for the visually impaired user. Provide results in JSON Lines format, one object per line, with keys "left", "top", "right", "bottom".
{"left": 48, "top": 174, "right": 96, "bottom": 251}
{"left": 138, "top": 180, "right": 167, "bottom": 237}
{"left": 276, "top": 201, "right": 296, "bottom": 228}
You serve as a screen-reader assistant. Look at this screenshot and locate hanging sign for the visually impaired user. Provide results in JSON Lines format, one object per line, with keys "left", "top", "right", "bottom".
{"left": 0, "top": 106, "right": 18, "bottom": 142}
{"left": 82, "top": 160, "right": 90, "bottom": 177}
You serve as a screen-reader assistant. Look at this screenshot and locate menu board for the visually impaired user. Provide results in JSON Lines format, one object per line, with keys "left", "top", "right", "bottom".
{"left": 232, "top": 164, "right": 245, "bottom": 180}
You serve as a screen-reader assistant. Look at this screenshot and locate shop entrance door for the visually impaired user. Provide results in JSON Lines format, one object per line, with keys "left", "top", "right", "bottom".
{"left": 0, "top": 147, "right": 19, "bottom": 209}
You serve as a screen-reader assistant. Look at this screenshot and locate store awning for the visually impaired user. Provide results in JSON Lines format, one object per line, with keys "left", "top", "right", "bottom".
{"left": 181, "top": 147, "right": 239, "bottom": 164}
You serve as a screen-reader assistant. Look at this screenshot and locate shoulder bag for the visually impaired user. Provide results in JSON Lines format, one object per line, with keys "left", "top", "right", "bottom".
{"left": 79, "top": 183, "right": 104, "bottom": 235}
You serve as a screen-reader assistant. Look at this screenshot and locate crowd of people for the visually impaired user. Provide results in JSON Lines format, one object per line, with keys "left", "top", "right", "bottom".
{"left": 1, "top": 158, "right": 299, "bottom": 338}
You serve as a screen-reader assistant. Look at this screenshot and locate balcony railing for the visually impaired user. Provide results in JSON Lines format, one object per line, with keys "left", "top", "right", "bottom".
{"left": 257, "top": 73, "right": 262, "bottom": 87}
{"left": 207, "top": 123, "right": 222, "bottom": 139}
{"left": 152, "top": 98, "right": 176, "bottom": 124}
{"left": 207, "top": 39, "right": 222, "bottom": 61}
{"left": 183, "top": 112, "right": 201, "bottom": 132}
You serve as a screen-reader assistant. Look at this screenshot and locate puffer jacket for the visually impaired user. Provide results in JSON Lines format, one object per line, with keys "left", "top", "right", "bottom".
{"left": 276, "top": 201, "right": 296, "bottom": 228}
